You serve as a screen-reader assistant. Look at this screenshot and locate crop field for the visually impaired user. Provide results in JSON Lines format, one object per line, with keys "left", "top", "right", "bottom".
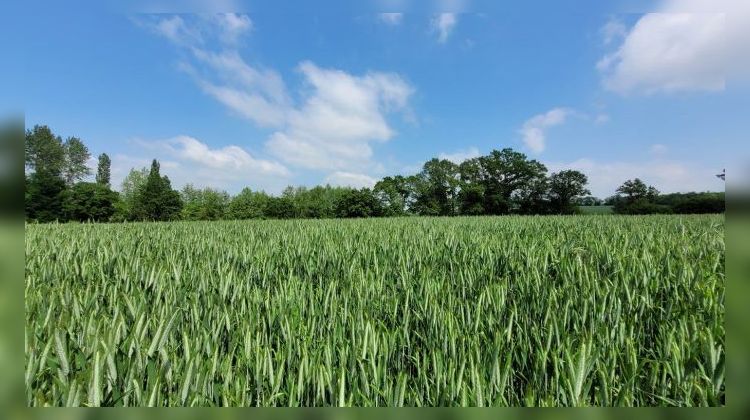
{"left": 25, "top": 215, "right": 725, "bottom": 406}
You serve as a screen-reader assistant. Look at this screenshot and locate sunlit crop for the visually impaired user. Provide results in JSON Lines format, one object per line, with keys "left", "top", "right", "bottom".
{"left": 25, "top": 215, "right": 725, "bottom": 406}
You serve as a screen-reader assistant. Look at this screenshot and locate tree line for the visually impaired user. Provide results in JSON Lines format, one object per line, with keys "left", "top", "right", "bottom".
{"left": 24, "top": 125, "right": 724, "bottom": 223}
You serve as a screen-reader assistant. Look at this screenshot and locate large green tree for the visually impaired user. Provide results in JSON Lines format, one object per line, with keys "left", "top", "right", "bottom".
{"left": 412, "top": 159, "right": 460, "bottom": 216}
{"left": 62, "top": 182, "right": 118, "bottom": 222}
{"left": 25, "top": 125, "right": 65, "bottom": 175}
{"left": 616, "top": 178, "right": 658, "bottom": 202}
{"left": 334, "top": 188, "right": 383, "bottom": 218}
{"left": 119, "top": 167, "right": 149, "bottom": 220}
{"left": 25, "top": 125, "right": 67, "bottom": 221}
{"left": 374, "top": 175, "right": 413, "bottom": 216}
{"left": 613, "top": 179, "right": 668, "bottom": 214}
{"left": 457, "top": 159, "right": 485, "bottom": 215}
{"left": 515, "top": 176, "right": 551, "bottom": 215}
{"left": 228, "top": 188, "right": 271, "bottom": 219}
{"left": 96, "top": 153, "right": 111, "bottom": 187}
{"left": 25, "top": 170, "right": 66, "bottom": 222}
{"left": 62, "top": 137, "right": 91, "bottom": 185}
{"left": 548, "top": 170, "right": 590, "bottom": 214}
{"left": 475, "top": 148, "right": 548, "bottom": 214}
{"left": 131, "top": 160, "right": 182, "bottom": 221}
{"left": 180, "top": 184, "right": 230, "bottom": 221}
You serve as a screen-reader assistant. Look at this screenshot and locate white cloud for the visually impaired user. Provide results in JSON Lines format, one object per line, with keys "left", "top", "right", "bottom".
{"left": 147, "top": 13, "right": 252, "bottom": 47}
{"left": 432, "top": 13, "right": 457, "bottom": 43}
{"left": 165, "top": 135, "right": 288, "bottom": 176}
{"left": 546, "top": 158, "right": 722, "bottom": 197}
{"left": 378, "top": 13, "right": 403, "bottom": 25}
{"left": 214, "top": 13, "right": 252, "bottom": 44}
{"left": 598, "top": 13, "right": 725, "bottom": 94}
{"left": 597, "top": 0, "right": 750, "bottom": 94}
{"left": 145, "top": 15, "right": 415, "bottom": 175}
{"left": 594, "top": 113, "right": 611, "bottom": 124}
{"left": 152, "top": 15, "right": 203, "bottom": 46}
{"left": 266, "top": 61, "right": 414, "bottom": 170}
{"left": 601, "top": 18, "right": 627, "bottom": 45}
{"left": 111, "top": 136, "right": 291, "bottom": 194}
{"left": 439, "top": 146, "right": 480, "bottom": 163}
{"left": 519, "top": 108, "right": 572, "bottom": 154}
{"left": 324, "top": 171, "right": 377, "bottom": 188}
{"left": 650, "top": 143, "right": 668, "bottom": 155}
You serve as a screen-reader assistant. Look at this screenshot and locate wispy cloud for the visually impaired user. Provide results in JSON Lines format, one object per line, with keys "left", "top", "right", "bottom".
{"left": 650, "top": 143, "right": 668, "bottom": 155}
{"left": 113, "top": 135, "right": 290, "bottom": 194}
{"left": 213, "top": 13, "right": 253, "bottom": 45}
{"left": 600, "top": 18, "right": 626, "bottom": 45}
{"left": 142, "top": 14, "right": 415, "bottom": 175}
{"left": 378, "top": 12, "right": 403, "bottom": 25}
{"left": 519, "top": 108, "right": 572, "bottom": 154}
{"left": 546, "top": 157, "right": 722, "bottom": 197}
{"left": 432, "top": 13, "right": 457, "bottom": 43}
{"left": 439, "top": 146, "right": 480, "bottom": 164}
{"left": 324, "top": 171, "right": 377, "bottom": 188}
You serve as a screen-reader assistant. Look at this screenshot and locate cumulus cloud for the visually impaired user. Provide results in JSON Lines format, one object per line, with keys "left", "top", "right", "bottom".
{"left": 597, "top": 0, "right": 750, "bottom": 94}
{"left": 165, "top": 135, "right": 288, "bottom": 175}
{"left": 519, "top": 108, "right": 572, "bottom": 154}
{"left": 111, "top": 136, "right": 290, "bottom": 194}
{"left": 546, "top": 158, "right": 722, "bottom": 197}
{"left": 324, "top": 171, "right": 378, "bottom": 188}
{"left": 432, "top": 13, "right": 457, "bottom": 43}
{"left": 439, "top": 147, "right": 480, "bottom": 163}
{"left": 144, "top": 15, "right": 414, "bottom": 175}
{"left": 266, "top": 62, "right": 414, "bottom": 170}
{"left": 378, "top": 12, "right": 403, "bottom": 25}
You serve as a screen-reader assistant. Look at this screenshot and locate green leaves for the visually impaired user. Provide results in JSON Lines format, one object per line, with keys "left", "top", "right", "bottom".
{"left": 25, "top": 215, "right": 725, "bottom": 406}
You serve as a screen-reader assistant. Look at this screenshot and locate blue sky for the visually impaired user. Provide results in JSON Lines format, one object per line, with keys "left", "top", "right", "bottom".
{"left": 10, "top": 0, "right": 748, "bottom": 197}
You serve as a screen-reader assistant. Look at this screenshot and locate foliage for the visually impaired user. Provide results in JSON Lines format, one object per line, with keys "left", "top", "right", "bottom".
{"left": 578, "top": 205, "right": 613, "bottom": 215}
{"left": 25, "top": 215, "right": 725, "bottom": 406}
{"left": 62, "top": 182, "right": 119, "bottom": 222}
{"left": 373, "top": 176, "right": 413, "bottom": 216}
{"left": 476, "top": 149, "right": 548, "bottom": 215}
{"left": 24, "top": 125, "right": 724, "bottom": 223}
{"left": 548, "top": 170, "right": 590, "bottom": 214}
{"left": 62, "top": 137, "right": 91, "bottom": 186}
{"left": 613, "top": 179, "right": 662, "bottom": 214}
{"left": 611, "top": 180, "right": 724, "bottom": 215}
{"left": 411, "top": 159, "right": 460, "bottom": 216}
{"left": 25, "top": 170, "right": 66, "bottom": 222}
{"left": 96, "top": 153, "right": 111, "bottom": 187}
{"left": 227, "top": 188, "right": 271, "bottom": 219}
{"left": 119, "top": 167, "right": 149, "bottom": 220}
{"left": 334, "top": 188, "right": 383, "bottom": 218}
{"left": 181, "top": 185, "right": 230, "bottom": 221}
{"left": 575, "top": 196, "right": 603, "bottom": 206}
{"left": 130, "top": 160, "right": 182, "bottom": 221}
{"left": 25, "top": 125, "right": 66, "bottom": 175}
{"left": 655, "top": 192, "right": 725, "bottom": 214}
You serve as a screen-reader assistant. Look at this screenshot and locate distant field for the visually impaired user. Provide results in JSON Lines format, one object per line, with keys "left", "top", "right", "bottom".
{"left": 579, "top": 205, "right": 614, "bottom": 214}
{"left": 25, "top": 215, "right": 725, "bottom": 406}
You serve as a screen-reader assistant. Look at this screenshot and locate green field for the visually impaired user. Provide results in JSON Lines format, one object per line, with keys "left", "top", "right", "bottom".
{"left": 579, "top": 206, "right": 614, "bottom": 215}
{"left": 25, "top": 215, "right": 725, "bottom": 406}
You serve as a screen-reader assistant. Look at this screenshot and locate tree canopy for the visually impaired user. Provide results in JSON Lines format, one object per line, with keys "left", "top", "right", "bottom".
{"left": 25, "top": 124, "right": 725, "bottom": 223}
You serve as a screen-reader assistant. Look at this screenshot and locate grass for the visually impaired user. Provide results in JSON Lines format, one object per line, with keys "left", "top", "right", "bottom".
{"left": 25, "top": 215, "right": 725, "bottom": 406}
{"left": 578, "top": 206, "right": 614, "bottom": 215}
